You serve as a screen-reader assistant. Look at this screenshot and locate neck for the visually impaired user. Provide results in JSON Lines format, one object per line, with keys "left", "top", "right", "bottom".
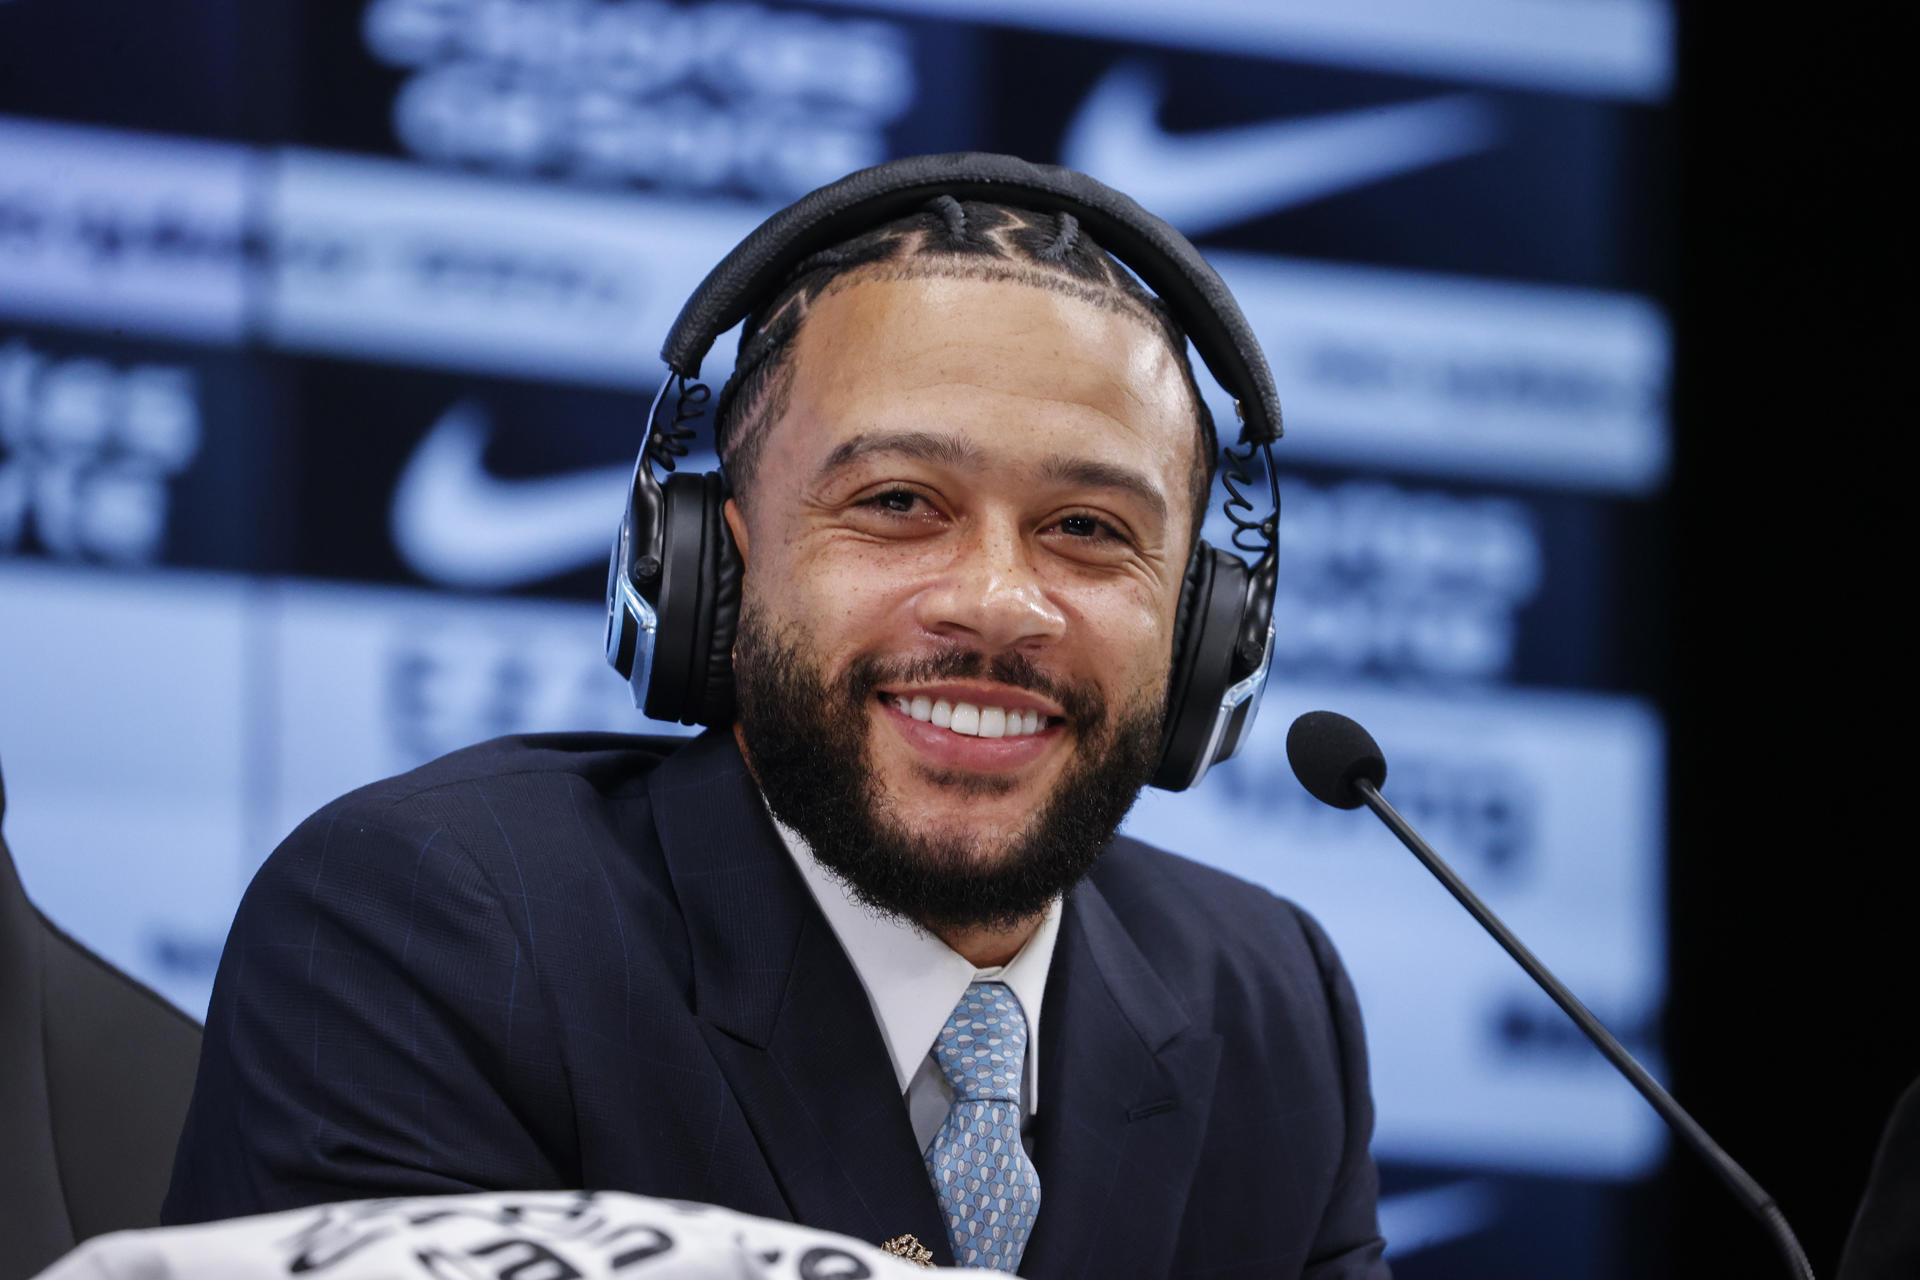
{"left": 932, "top": 915, "right": 1045, "bottom": 969}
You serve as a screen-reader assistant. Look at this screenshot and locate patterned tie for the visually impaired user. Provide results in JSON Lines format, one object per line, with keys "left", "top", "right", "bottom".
{"left": 924, "top": 981, "right": 1042, "bottom": 1272}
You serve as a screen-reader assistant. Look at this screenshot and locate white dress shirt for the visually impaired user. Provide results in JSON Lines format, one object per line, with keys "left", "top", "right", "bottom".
{"left": 768, "top": 813, "right": 1062, "bottom": 1154}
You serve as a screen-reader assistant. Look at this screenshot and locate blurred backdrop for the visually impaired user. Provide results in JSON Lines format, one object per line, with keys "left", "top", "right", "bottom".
{"left": 1, "top": 3, "right": 1901, "bottom": 1278}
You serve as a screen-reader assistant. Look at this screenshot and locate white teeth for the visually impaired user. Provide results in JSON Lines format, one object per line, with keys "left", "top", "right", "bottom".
{"left": 891, "top": 695, "right": 1048, "bottom": 738}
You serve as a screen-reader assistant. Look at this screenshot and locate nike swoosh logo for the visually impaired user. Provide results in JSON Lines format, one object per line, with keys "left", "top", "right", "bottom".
{"left": 390, "top": 400, "right": 630, "bottom": 589}
{"left": 1060, "top": 62, "right": 1501, "bottom": 237}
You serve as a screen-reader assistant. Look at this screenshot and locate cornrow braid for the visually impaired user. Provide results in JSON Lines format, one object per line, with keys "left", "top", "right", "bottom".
{"left": 929, "top": 193, "right": 968, "bottom": 246}
{"left": 714, "top": 198, "right": 1219, "bottom": 544}
{"left": 1036, "top": 211, "right": 1080, "bottom": 264}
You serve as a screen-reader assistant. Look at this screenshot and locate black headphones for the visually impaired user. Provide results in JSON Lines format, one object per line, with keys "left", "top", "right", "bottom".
{"left": 606, "top": 152, "right": 1281, "bottom": 791}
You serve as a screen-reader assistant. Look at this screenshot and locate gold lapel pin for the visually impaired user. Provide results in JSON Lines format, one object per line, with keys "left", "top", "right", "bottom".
{"left": 880, "top": 1234, "right": 935, "bottom": 1268}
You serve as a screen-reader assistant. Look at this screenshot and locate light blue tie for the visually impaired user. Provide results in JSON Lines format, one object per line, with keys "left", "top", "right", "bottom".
{"left": 924, "top": 981, "right": 1042, "bottom": 1272}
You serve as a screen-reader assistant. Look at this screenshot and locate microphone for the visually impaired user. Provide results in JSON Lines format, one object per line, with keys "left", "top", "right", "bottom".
{"left": 1285, "top": 710, "right": 1815, "bottom": 1280}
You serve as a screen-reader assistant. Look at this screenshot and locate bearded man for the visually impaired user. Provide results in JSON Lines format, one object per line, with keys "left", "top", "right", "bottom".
{"left": 164, "top": 164, "right": 1390, "bottom": 1279}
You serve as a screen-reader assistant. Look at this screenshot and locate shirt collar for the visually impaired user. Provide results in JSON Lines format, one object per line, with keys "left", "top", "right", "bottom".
{"left": 770, "top": 811, "right": 1061, "bottom": 1106}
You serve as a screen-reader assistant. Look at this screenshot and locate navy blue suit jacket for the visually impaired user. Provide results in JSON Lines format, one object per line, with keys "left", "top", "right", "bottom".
{"left": 165, "top": 730, "right": 1388, "bottom": 1277}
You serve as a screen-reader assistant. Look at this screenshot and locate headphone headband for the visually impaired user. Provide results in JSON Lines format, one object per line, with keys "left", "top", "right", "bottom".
{"left": 660, "top": 152, "right": 1283, "bottom": 447}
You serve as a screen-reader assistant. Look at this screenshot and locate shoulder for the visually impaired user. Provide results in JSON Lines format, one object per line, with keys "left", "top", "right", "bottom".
{"left": 1087, "top": 835, "right": 1352, "bottom": 1009}
{"left": 255, "top": 732, "right": 695, "bottom": 909}
{"left": 301, "top": 731, "right": 685, "bottom": 843}
{"left": 227, "top": 732, "right": 718, "bottom": 1001}
{"left": 324, "top": 731, "right": 686, "bottom": 823}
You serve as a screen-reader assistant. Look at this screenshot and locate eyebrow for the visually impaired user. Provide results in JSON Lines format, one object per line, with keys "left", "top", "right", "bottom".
{"left": 1038, "top": 454, "right": 1168, "bottom": 524}
{"left": 816, "top": 429, "right": 984, "bottom": 478}
{"left": 815, "top": 429, "right": 1168, "bottom": 525}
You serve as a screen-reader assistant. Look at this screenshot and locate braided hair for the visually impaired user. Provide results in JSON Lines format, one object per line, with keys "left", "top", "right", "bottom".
{"left": 714, "top": 197, "right": 1220, "bottom": 544}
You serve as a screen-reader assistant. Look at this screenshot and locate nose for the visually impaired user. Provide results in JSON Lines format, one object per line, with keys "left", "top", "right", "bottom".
{"left": 914, "top": 517, "right": 1067, "bottom": 652}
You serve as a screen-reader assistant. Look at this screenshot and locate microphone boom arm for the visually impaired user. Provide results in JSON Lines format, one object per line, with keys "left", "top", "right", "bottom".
{"left": 1352, "top": 777, "right": 1815, "bottom": 1280}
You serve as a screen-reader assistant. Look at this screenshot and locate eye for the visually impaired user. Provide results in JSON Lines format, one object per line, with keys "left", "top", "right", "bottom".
{"left": 1042, "top": 511, "right": 1139, "bottom": 566}
{"left": 844, "top": 487, "right": 946, "bottom": 537}
{"left": 1054, "top": 513, "right": 1127, "bottom": 542}
{"left": 861, "top": 488, "right": 926, "bottom": 515}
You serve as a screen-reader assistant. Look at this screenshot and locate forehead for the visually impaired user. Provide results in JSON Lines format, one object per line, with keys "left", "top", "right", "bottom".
{"left": 771, "top": 271, "right": 1198, "bottom": 483}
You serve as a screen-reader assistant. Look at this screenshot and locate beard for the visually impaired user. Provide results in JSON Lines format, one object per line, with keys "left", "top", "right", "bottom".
{"left": 731, "top": 610, "right": 1165, "bottom": 932}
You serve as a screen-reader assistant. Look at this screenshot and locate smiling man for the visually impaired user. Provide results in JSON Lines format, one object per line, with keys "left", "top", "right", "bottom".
{"left": 729, "top": 244, "right": 1194, "bottom": 966}
{"left": 165, "top": 176, "right": 1389, "bottom": 1279}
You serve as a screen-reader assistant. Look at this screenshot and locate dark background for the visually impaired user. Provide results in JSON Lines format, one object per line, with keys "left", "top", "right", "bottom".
{"left": 1668, "top": 10, "right": 1911, "bottom": 1277}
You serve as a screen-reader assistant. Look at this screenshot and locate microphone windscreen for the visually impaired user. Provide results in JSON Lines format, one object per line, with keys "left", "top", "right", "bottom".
{"left": 1286, "top": 711, "right": 1388, "bottom": 810}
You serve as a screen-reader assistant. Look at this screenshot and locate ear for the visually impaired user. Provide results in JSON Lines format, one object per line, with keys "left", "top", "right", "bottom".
{"left": 722, "top": 496, "right": 751, "bottom": 569}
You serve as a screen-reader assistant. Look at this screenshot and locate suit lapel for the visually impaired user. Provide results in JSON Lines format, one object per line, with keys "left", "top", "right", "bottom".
{"left": 649, "top": 732, "right": 953, "bottom": 1264}
{"left": 1018, "top": 878, "right": 1223, "bottom": 1280}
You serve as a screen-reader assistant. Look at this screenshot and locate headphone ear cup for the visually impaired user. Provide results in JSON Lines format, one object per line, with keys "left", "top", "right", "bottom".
{"left": 1167, "top": 543, "right": 1206, "bottom": 681}
{"left": 646, "top": 471, "right": 741, "bottom": 726}
{"left": 645, "top": 473, "right": 712, "bottom": 724}
{"left": 1153, "top": 543, "right": 1251, "bottom": 791}
{"left": 697, "top": 474, "right": 742, "bottom": 726}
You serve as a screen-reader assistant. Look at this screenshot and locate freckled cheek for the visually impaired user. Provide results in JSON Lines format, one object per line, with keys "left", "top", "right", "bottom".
{"left": 778, "top": 549, "right": 926, "bottom": 661}
{"left": 1056, "top": 585, "right": 1178, "bottom": 685}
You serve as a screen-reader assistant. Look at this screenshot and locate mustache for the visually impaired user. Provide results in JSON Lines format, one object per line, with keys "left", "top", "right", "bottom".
{"left": 845, "top": 646, "right": 1106, "bottom": 729}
